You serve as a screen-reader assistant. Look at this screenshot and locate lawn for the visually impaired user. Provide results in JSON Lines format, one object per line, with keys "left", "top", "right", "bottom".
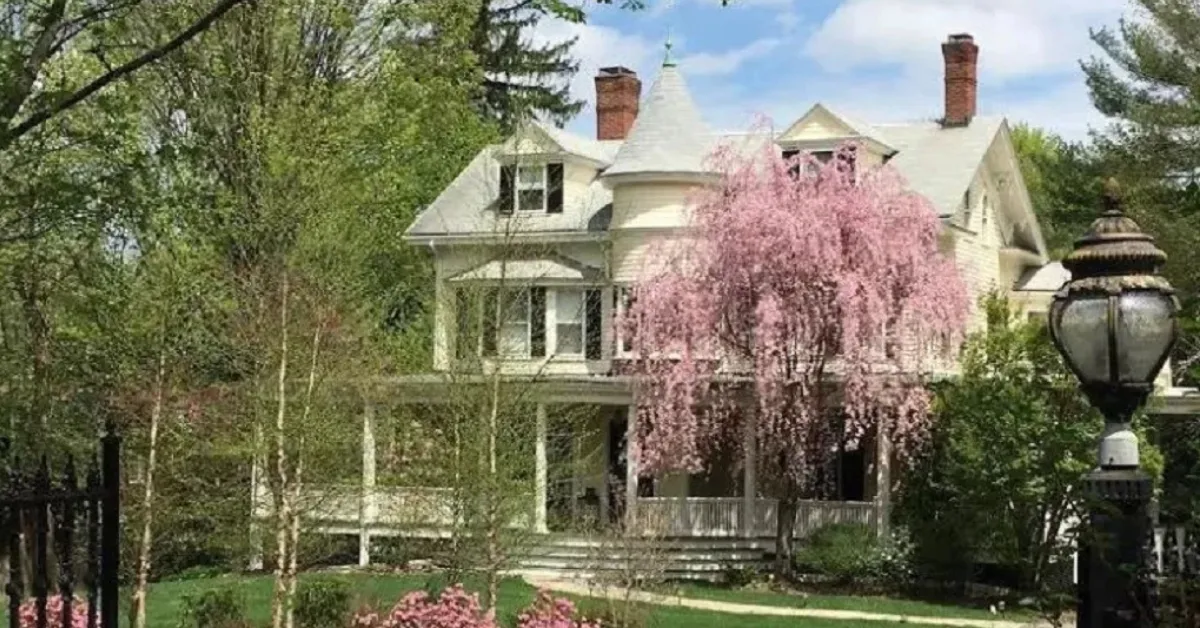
{"left": 666, "top": 581, "right": 1040, "bottom": 622}
{"left": 128, "top": 572, "right": 932, "bottom": 627}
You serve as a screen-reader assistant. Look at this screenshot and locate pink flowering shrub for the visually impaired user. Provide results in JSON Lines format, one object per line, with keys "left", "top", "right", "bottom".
{"left": 348, "top": 586, "right": 600, "bottom": 628}
{"left": 349, "top": 584, "right": 497, "bottom": 628}
{"left": 516, "top": 590, "right": 599, "bottom": 628}
{"left": 18, "top": 595, "right": 93, "bottom": 628}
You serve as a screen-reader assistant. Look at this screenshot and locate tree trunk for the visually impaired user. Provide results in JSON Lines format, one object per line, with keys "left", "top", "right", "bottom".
{"left": 271, "top": 271, "right": 291, "bottom": 628}
{"left": 484, "top": 363, "right": 501, "bottom": 611}
{"left": 130, "top": 344, "right": 167, "bottom": 628}
{"left": 285, "top": 324, "right": 321, "bottom": 628}
{"left": 775, "top": 496, "right": 798, "bottom": 580}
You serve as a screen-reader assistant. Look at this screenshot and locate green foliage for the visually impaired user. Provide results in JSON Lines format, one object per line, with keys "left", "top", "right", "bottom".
{"left": 294, "top": 578, "right": 352, "bottom": 628}
{"left": 1009, "top": 123, "right": 1106, "bottom": 258}
{"left": 177, "top": 586, "right": 250, "bottom": 628}
{"left": 897, "top": 294, "right": 1163, "bottom": 591}
{"left": 792, "top": 524, "right": 880, "bottom": 584}
{"left": 721, "top": 564, "right": 763, "bottom": 588}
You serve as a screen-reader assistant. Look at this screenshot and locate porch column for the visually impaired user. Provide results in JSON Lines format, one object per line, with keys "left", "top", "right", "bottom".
{"left": 875, "top": 423, "right": 891, "bottom": 539}
{"left": 534, "top": 403, "right": 549, "bottom": 534}
{"left": 742, "top": 411, "right": 757, "bottom": 538}
{"left": 359, "top": 400, "right": 378, "bottom": 567}
{"left": 624, "top": 403, "right": 638, "bottom": 535}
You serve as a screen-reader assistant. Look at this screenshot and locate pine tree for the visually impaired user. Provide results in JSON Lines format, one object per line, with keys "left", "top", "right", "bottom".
{"left": 471, "top": 0, "right": 585, "bottom": 131}
{"left": 1082, "top": 0, "right": 1200, "bottom": 181}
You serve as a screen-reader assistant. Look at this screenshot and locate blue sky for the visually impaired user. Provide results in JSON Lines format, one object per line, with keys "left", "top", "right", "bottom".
{"left": 540, "top": 0, "right": 1131, "bottom": 141}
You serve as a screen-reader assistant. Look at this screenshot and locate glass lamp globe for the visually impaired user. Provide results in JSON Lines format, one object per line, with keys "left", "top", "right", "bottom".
{"left": 1048, "top": 180, "right": 1178, "bottom": 421}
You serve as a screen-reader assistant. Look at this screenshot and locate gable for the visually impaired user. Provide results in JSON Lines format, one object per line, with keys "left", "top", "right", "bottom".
{"left": 778, "top": 104, "right": 897, "bottom": 154}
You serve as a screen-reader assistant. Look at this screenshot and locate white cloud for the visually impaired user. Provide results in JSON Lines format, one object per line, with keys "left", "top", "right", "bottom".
{"left": 532, "top": 18, "right": 660, "bottom": 128}
{"left": 804, "top": 0, "right": 1124, "bottom": 81}
{"left": 678, "top": 38, "right": 782, "bottom": 75}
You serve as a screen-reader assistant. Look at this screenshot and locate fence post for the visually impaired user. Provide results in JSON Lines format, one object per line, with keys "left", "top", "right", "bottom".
{"left": 100, "top": 424, "right": 120, "bottom": 628}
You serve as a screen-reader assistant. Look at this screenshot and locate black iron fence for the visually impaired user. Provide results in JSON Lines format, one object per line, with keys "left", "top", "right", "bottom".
{"left": 1146, "top": 524, "right": 1199, "bottom": 627}
{"left": 1, "top": 428, "right": 120, "bottom": 628}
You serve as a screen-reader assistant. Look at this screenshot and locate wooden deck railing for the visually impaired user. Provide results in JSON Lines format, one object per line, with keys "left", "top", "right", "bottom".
{"left": 632, "top": 497, "right": 881, "bottom": 538}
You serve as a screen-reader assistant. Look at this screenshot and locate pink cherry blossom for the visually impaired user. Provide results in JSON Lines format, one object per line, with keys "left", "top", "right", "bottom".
{"left": 620, "top": 132, "right": 969, "bottom": 497}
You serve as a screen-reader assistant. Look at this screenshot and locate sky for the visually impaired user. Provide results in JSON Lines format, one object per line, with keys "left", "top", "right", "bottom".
{"left": 540, "top": 0, "right": 1133, "bottom": 141}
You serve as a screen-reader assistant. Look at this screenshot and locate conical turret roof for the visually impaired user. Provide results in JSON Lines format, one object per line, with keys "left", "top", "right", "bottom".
{"left": 603, "top": 64, "right": 714, "bottom": 179}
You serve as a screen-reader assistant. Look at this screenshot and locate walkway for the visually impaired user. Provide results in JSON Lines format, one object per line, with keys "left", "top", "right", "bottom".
{"left": 524, "top": 577, "right": 1060, "bottom": 628}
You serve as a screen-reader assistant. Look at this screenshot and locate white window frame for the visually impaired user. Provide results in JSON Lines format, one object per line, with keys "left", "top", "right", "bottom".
{"left": 515, "top": 164, "right": 548, "bottom": 212}
{"left": 615, "top": 286, "right": 634, "bottom": 356}
{"left": 553, "top": 289, "right": 586, "bottom": 356}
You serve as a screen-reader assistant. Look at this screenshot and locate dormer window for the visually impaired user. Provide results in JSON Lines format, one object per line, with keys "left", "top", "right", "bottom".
{"left": 499, "top": 162, "right": 564, "bottom": 215}
{"left": 518, "top": 165, "right": 547, "bottom": 211}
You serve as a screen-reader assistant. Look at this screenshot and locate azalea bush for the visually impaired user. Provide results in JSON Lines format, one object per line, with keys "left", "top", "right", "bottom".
{"left": 349, "top": 585, "right": 599, "bottom": 628}
{"left": 349, "top": 585, "right": 497, "bottom": 628}
{"left": 17, "top": 595, "right": 93, "bottom": 628}
{"left": 516, "top": 589, "right": 600, "bottom": 628}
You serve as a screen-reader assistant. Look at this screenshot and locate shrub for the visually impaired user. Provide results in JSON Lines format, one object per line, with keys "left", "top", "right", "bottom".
{"left": 793, "top": 523, "right": 878, "bottom": 583}
{"left": 721, "top": 564, "right": 762, "bottom": 588}
{"left": 177, "top": 586, "right": 249, "bottom": 628}
{"left": 349, "top": 584, "right": 497, "bottom": 628}
{"left": 294, "top": 578, "right": 351, "bottom": 628}
{"left": 17, "top": 595, "right": 93, "bottom": 628}
{"left": 516, "top": 589, "right": 600, "bottom": 628}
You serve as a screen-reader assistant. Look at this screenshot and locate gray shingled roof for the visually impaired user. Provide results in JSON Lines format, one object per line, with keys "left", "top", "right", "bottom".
{"left": 405, "top": 143, "right": 617, "bottom": 237}
{"left": 876, "top": 117, "right": 1004, "bottom": 218}
{"left": 406, "top": 60, "right": 1015, "bottom": 239}
{"left": 1014, "top": 262, "right": 1070, "bottom": 292}
{"left": 603, "top": 65, "right": 715, "bottom": 178}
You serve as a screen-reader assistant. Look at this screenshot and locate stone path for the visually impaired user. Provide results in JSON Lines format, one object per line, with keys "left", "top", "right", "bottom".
{"left": 523, "top": 577, "right": 1061, "bottom": 628}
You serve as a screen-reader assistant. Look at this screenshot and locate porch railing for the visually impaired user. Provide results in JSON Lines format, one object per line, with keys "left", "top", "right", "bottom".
{"left": 632, "top": 497, "right": 881, "bottom": 539}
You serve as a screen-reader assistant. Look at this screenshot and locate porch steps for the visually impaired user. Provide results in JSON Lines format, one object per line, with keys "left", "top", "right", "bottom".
{"left": 515, "top": 537, "right": 771, "bottom": 582}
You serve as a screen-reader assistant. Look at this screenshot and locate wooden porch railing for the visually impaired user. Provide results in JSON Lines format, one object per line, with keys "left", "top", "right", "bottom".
{"left": 632, "top": 497, "right": 881, "bottom": 538}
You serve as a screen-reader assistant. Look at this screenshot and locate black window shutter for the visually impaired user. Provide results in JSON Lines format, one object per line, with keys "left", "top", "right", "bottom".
{"left": 546, "top": 163, "right": 564, "bottom": 213}
{"left": 531, "top": 287, "right": 546, "bottom": 357}
{"left": 585, "top": 289, "right": 602, "bottom": 360}
{"left": 482, "top": 289, "right": 499, "bottom": 356}
{"left": 498, "top": 165, "right": 515, "bottom": 215}
{"left": 456, "top": 289, "right": 472, "bottom": 358}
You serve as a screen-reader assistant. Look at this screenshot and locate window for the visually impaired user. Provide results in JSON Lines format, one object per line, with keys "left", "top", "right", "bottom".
{"left": 962, "top": 187, "right": 973, "bottom": 227}
{"left": 517, "top": 165, "right": 546, "bottom": 211}
{"left": 981, "top": 193, "right": 990, "bottom": 230}
{"left": 617, "top": 287, "right": 636, "bottom": 354}
{"left": 498, "top": 289, "right": 531, "bottom": 356}
{"left": 555, "top": 289, "right": 585, "bottom": 355}
{"left": 781, "top": 149, "right": 834, "bottom": 178}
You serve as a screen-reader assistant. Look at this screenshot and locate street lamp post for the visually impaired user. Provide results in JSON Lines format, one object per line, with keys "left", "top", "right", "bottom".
{"left": 1048, "top": 180, "right": 1178, "bottom": 628}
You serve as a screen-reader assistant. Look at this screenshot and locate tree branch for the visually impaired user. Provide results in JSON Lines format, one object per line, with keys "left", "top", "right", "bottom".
{"left": 1, "top": 0, "right": 248, "bottom": 150}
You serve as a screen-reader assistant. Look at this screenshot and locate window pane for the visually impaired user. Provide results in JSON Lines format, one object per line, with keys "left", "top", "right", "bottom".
{"left": 556, "top": 323, "right": 583, "bottom": 355}
{"left": 556, "top": 290, "right": 584, "bottom": 324}
{"left": 518, "top": 165, "right": 545, "bottom": 186}
{"left": 503, "top": 289, "right": 529, "bottom": 324}
{"left": 518, "top": 189, "right": 544, "bottom": 211}
{"left": 501, "top": 323, "right": 529, "bottom": 356}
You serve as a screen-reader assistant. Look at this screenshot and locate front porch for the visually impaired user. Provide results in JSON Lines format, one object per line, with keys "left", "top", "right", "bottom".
{"left": 249, "top": 374, "right": 893, "bottom": 567}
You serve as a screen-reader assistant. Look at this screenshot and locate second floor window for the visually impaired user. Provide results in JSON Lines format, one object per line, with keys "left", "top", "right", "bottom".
{"left": 555, "top": 289, "right": 585, "bottom": 355}
{"left": 499, "top": 288, "right": 531, "bottom": 356}
{"left": 457, "top": 285, "right": 604, "bottom": 360}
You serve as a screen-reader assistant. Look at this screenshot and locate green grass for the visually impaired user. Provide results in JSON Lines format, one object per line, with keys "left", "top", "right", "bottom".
{"left": 667, "top": 582, "right": 1040, "bottom": 621}
{"left": 6, "top": 572, "right": 1004, "bottom": 627}
{"left": 138, "top": 572, "right": 927, "bottom": 627}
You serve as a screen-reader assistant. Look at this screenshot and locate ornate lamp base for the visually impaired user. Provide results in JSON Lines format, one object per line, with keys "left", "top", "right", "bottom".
{"left": 1078, "top": 468, "right": 1154, "bottom": 628}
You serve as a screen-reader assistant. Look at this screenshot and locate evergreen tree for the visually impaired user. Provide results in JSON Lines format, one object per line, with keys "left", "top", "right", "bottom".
{"left": 471, "top": 0, "right": 585, "bottom": 131}
{"left": 1081, "top": 1, "right": 1200, "bottom": 385}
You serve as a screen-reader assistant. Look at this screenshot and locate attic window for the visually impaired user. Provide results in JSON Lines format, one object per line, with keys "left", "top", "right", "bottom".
{"left": 499, "top": 163, "right": 564, "bottom": 215}
{"left": 782, "top": 149, "right": 835, "bottom": 178}
{"left": 962, "top": 188, "right": 973, "bottom": 226}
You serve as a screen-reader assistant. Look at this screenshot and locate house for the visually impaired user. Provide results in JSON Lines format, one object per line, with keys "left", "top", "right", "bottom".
{"left": 251, "top": 33, "right": 1191, "bottom": 573}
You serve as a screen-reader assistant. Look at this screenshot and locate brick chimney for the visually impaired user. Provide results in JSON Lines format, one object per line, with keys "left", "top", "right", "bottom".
{"left": 941, "top": 33, "right": 979, "bottom": 127}
{"left": 595, "top": 66, "right": 640, "bottom": 140}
